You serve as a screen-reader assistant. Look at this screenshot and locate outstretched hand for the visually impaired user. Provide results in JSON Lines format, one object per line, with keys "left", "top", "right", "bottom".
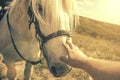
{"left": 60, "top": 40, "right": 120, "bottom": 80}
{"left": 60, "top": 39, "right": 88, "bottom": 68}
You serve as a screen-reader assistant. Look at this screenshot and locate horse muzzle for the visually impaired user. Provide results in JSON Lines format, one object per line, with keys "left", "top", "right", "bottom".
{"left": 50, "top": 63, "right": 72, "bottom": 77}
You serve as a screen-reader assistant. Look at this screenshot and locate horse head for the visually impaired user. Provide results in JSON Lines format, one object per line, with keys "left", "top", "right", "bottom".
{"left": 6, "top": 0, "right": 79, "bottom": 77}
{"left": 30, "top": 0, "right": 80, "bottom": 77}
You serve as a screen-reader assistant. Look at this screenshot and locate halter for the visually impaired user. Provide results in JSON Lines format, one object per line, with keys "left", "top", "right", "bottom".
{"left": 7, "top": 1, "right": 72, "bottom": 65}
{"left": 33, "top": 18, "right": 72, "bottom": 50}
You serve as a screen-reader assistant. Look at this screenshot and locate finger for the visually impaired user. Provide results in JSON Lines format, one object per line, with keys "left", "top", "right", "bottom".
{"left": 74, "top": 45, "right": 79, "bottom": 49}
{"left": 66, "top": 40, "right": 74, "bottom": 49}
{"left": 59, "top": 56, "right": 70, "bottom": 64}
{"left": 63, "top": 42, "right": 71, "bottom": 51}
{"left": 62, "top": 42, "right": 71, "bottom": 58}
{"left": 67, "top": 42, "right": 74, "bottom": 49}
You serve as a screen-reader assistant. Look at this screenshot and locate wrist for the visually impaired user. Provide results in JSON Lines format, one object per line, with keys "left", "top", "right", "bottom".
{"left": 77, "top": 56, "right": 90, "bottom": 69}
{"left": 81, "top": 57, "right": 95, "bottom": 71}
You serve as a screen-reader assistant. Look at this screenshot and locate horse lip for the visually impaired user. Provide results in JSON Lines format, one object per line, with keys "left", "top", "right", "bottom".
{"left": 51, "top": 67, "right": 72, "bottom": 77}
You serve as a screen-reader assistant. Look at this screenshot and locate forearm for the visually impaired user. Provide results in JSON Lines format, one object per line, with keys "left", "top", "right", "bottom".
{"left": 81, "top": 57, "right": 120, "bottom": 80}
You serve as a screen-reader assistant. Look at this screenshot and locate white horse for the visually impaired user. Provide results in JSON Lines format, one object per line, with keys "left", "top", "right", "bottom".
{"left": 0, "top": 0, "right": 79, "bottom": 80}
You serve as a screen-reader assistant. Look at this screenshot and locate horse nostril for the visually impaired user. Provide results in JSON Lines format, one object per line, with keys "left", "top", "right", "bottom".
{"left": 51, "top": 66, "right": 57, "bottom": 74}
{"left": 50, "top": 64, "right": 72, "bottom": 77}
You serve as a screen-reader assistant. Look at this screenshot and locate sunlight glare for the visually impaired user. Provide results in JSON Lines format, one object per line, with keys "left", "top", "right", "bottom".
{"left": 104, "top": 0, "right": 120, "bottom": 15}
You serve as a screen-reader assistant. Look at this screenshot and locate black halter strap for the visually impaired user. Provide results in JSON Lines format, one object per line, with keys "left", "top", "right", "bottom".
{"left": 43, "top": 30, "right": 72, "bottom": 43}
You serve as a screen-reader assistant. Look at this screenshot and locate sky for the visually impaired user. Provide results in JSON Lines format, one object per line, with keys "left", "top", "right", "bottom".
{"left": 77, "top": 0, "right": 120, "bottom": 25}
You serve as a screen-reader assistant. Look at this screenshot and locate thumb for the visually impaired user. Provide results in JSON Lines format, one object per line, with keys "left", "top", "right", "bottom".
{"left": 60, "top": 56, "right": 69, "bottom": 63}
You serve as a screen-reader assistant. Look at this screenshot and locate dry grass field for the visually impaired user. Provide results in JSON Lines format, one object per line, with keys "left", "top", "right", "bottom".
{"left": 29, "top": 16, "right": 120, "bottom": 80}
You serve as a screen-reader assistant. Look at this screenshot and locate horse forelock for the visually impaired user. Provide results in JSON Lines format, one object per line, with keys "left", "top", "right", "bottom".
{"left": 32, "top": 0, "right": 79, "bottom": 30}
{"left": 9, "top": 0, "right": 79, "bottom": 32}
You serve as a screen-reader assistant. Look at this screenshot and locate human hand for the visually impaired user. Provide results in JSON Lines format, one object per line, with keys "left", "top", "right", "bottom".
{"left": 60, "top": 39, "right": 88, "bottom": 68}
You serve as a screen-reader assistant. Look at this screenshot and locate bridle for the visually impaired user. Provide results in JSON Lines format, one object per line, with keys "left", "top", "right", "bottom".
{"left": 7, "top": 1, "right": 72, "bottom": 65}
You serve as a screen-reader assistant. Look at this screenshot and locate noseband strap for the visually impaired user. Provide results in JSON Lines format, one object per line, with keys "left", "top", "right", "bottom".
{"left": 43, "top": 30, "right": 72, "bottom": 43}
